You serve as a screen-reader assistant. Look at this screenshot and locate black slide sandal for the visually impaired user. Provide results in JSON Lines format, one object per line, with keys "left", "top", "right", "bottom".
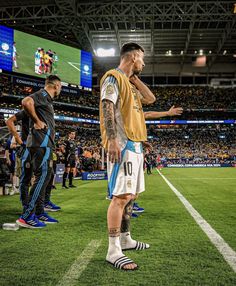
{"left": 122, "top": 241, "right": 150, "bottom": 251}
{"left": 106, "top": 255, "right": 139, "bottom": 271}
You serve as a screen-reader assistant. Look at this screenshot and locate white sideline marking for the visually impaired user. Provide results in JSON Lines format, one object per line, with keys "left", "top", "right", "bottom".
{"left": 57, "top": 239, "right": 102, "bottom": 286}
{"left": 68, "top": 61, "right": 81, "bottom": 72}
{"left": 170, "top": 178, "right": 236, "bottom": 180}
{"left": 157, "top": 170, "right": 236, "bottom": 272}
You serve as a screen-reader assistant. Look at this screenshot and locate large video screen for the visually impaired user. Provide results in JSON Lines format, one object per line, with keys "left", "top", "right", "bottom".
{"left": 0, "top": 25, "right": 92, "bottom": 89}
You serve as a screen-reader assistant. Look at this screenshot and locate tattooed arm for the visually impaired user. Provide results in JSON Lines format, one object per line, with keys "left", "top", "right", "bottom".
{"left": 102, "top": 99, "right": 121, "bottom": 163}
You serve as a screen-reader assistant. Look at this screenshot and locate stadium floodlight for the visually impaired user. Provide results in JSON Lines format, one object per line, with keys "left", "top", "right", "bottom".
{"left": 180, "top": 50, "right": 184, "bottom": 55}
{"left": 223, "top": 50, "right": 227, "bottom": 55}
{"left": 96, "top": 48, "right": 115, "bottom": 57}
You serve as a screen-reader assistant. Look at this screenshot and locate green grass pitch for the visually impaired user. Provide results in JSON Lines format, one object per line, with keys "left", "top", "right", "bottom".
{"left": 0, "top": 168, "right": 236, "bottom": 286}
{"left": 14, "top": 30, "right": 81, "bottom": 85}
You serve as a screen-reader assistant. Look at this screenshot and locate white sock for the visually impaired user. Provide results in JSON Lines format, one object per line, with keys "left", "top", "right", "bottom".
{"left": 120, "top": 232, "right": 136, "bottom": 249}
{"left": 106, "top": 236, "right": 123, "bottom": 262}
{"left": 16, "top": 177, "right": 19, "bottom": 187}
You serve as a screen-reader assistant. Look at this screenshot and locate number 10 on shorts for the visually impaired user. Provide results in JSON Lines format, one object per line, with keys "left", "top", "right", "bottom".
{"left": 124, "top": 161, "right": 132, "bottom": 176}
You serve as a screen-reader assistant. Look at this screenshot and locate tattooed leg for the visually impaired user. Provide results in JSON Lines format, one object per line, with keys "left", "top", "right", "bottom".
{"left": 106, "top": 196, "right": 138, "bottom": 270}
{"left": 109, "top": 227, "right": 120, "bottom": 237}
{"left": 120, "top": 200, "right": 134, "bottom": 233}
{"left": 120, "top": 199, "right": 150, "bottom": 251}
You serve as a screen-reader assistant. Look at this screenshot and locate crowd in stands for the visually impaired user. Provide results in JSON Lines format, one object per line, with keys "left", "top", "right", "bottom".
{"left": 148, "top": 86, "right": 236, "bottom": 110}
{"left": 59, "top": 92, "right": 99, "bottom": 108}
{"left": 0, "top": 102, "right": 99, "bottom": 120}
{"left": 1, "top": 117, "right": 235, "bottom": 172}
{"left": 1, "top": 74, "right": 236, "bottom": 112}
{"left": 0, "top": 73, "right": 235, "bottom": 169}
{"left": 147, "top": 125, "right": 236, "bottom": 165}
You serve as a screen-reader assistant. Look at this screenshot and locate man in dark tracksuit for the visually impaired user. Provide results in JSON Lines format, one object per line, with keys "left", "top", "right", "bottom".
{"left": 6, "top": 110, "right": 31, "bottom": 208}
{"left": 16, "top": 75, "right": 61, "bottom": 229}
{"left": 145, "top": 154, "right": 152, "bottom": 175}
{"left": 6, "top": 110, "right": 61, "bottom": 213}
{"left": 62, "top": 131, "right": 77, "bottom": 188}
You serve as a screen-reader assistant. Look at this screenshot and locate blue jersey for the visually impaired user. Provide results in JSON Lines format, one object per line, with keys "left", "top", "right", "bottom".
{"left": 35, "top": 51, "right": 40, "bottom": 60}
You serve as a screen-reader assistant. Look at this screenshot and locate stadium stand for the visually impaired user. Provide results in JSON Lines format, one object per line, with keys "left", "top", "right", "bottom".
{"left": 0, "top": 72, "right": 235, "bottom": 170}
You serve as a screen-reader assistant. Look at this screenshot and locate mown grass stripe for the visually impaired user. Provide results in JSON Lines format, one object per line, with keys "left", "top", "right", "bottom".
{"left": 57, "top": 239, "right": 102, "bottom": 286}
{"left": 158, "top": 170, "right": 236, "bottom": 273}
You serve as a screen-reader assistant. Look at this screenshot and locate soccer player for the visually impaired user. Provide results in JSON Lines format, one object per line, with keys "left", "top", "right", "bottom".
{"left": 156, "top": 153, "right": 162, "bottom": 171}
{"left": 52, "top": 52, "right": 58, "bottom": 75}
{"left": 62, "top": 131, "right": 77, "bottom": 188}
{"left": 100, "top": 42, "right": 156, "bottom": 270}
{"left": 16, "top": 75, "right": 61, "bottom": 229}
{"left": 12, "top": 42, "right": 18, "bottom": 70}
{"left": 39, "top": 48, "right": 45, "bottom": 74}
{"left": 47, "top": 50, "right": 54, "bottom": 73}
{"left": 6, "top": 110, "right": 61, "bottom": 213}
{"left": 35, "top": 48, "right": 41, "bottom": 74}
{"left": 44, "top": 52, "right": 51, "bottom": 74}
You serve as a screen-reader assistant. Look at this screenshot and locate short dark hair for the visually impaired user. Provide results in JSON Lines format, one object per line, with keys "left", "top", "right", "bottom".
{"left": 120, "top": 42, "right": 144, "bottom": 57}
{"left": 45, "top": 75, "right": 61, "bottom": 85}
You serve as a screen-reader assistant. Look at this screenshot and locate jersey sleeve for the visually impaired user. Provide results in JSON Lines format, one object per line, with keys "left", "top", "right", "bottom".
{"left": 101, "top": 75, "right": 119, "bottom": 105}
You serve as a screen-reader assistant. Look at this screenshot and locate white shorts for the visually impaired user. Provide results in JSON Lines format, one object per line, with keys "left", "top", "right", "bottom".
{"left": 107, "top": 140, "right": 145, "bottom": 199}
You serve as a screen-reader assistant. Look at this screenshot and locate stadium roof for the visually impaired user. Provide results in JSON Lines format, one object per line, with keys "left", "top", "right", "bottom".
{"left": 0, "top": 0, "right": 236, "bottom": 75}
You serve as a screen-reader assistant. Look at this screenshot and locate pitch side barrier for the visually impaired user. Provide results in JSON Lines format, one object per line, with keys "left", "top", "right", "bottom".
{"left": 164, "top": 163, "right": 235, "bottom": 168}
{"left": 82, "top": 171, "right": 108, "bottom": 180}
{"left": 0, "top": 108, "right": 235, "bottom": 125}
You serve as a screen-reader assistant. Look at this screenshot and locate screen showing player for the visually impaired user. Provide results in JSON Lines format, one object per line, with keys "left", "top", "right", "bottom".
{"left": 0, "top": 25, "right": 92, "bottom": 89}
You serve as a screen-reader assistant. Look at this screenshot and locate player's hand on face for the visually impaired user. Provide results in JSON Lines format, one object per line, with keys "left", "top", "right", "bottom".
{"left": 34, "top": 120, "right": 47, "bottom": 130}
{"left": 129, "top": 74, "right": 139, "bottom": 85}
{"left": 168, "top": 106, "right": 183, "bottom": 116}
{"left": 108, "top": 139, "right": 121, "bottom": 163}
